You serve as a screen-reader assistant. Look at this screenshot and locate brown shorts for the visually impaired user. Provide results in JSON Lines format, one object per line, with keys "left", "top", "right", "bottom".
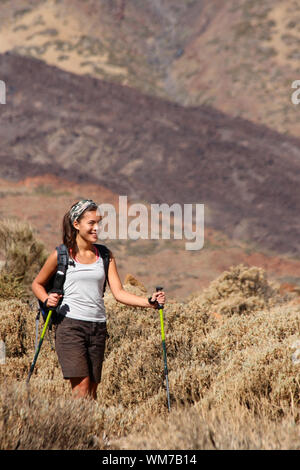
{"left": 54, "top": 316, "right": 107, "bottom": 384}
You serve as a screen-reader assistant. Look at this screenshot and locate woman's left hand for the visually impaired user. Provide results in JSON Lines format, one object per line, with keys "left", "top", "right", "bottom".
{"left": 150, "top": 290, "right": 166, "bottom": 307}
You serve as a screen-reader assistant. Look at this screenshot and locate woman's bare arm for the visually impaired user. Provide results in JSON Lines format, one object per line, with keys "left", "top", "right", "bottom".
{"left": 107, "top": 255, "right": 165, "bottom": 308}
{"left": 31, "top": 250, "right": 58, "bottom": 304}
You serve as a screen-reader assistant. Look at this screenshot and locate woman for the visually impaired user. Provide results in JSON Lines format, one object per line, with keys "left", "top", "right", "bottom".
{"left": 32, "top": 199, "right": 166, "bottom": 400}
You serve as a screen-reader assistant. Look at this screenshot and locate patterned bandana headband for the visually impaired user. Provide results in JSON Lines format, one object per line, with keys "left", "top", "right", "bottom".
{"left": 69, "top": 199, "right": 97, "bottom": 224}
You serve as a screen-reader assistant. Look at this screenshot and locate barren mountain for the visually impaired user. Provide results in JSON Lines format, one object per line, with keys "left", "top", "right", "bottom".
{"left": 0, "top": 0, "right": 299, "bottom": 137}
{"left": 1, "top": 51, "right": 300, "bottom": 259}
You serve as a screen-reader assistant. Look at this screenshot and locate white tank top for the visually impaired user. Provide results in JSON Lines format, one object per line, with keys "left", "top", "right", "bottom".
{"left": 57, "top": 246, "right": 106, "bottom": 322}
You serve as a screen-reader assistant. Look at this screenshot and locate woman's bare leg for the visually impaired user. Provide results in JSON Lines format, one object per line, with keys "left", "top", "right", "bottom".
{"left": 70, "top": 377, "right": 99, "bottom": 400}
{"left": 70, "top": 376, "right": 90, "bottom": 398}
{"left": 89, "top": 381, "right": 98, "bottom": 400}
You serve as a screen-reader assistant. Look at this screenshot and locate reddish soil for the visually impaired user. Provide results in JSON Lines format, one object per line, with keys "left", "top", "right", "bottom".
{"left": 1, "top": 175, "right": 300, "bottom": 302}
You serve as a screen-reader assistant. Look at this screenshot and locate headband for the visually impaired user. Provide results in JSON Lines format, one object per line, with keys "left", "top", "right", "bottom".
{"left": 69, "top": 199, "right": 97, "bottom": 224}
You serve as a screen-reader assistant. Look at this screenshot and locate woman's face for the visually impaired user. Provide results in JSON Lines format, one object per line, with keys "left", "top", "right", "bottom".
{"left": 73, "top": 210, "right": 102, "bottom": 243}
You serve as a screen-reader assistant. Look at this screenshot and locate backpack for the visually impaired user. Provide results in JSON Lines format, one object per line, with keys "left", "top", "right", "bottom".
{"left": 36, "top": 243, "right": 111, "bottom": 329}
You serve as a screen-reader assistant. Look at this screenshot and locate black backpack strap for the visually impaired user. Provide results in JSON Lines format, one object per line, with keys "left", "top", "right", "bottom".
{"left": 37, "top": 244, "right": 69, "bottom": 328}
{"left": 56, "top": 244, "right": 69, "bottom": 272}
{"left": 95, "top": 244, "right": 111, "bottom": 297}
{"left": 50, "top": 244, "right": 69, "bottom": 295}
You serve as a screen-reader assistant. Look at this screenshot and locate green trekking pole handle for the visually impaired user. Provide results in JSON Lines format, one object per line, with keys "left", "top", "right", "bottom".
{"left": 26, "top": 308, "right": 53, "bottom": 384}
{"left": 156, "top": 286, "right": 171, "bottom": 412}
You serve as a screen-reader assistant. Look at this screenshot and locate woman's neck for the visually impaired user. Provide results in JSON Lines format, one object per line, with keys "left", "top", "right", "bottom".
{"left": 75, "top": 238, "right": 94, "bottom": 254}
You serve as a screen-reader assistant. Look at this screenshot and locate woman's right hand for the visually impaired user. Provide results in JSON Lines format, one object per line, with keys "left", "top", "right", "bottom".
{"left": 46, "top": 293, "right": 63, "bottom": 308}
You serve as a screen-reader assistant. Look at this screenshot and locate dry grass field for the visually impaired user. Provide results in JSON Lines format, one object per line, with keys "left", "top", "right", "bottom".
{"left": 1, "top": 219, "right": 300, "bottom": 450}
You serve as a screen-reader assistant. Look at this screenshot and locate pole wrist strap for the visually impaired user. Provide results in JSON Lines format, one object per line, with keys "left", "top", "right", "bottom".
{"left": 148, "top": 296, "right": 159, "bottom": 309}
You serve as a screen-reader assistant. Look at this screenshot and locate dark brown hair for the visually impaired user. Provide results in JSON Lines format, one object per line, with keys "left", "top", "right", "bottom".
{"left": 62, "top": 201, "right": 98, "bottom": 257}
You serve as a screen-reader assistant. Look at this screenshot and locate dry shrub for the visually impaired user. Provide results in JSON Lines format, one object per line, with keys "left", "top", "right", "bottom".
{"left": 104, "top": 286, "right": 158, "bottom": 353}
{"left": 0, "top": 300, "right": 34, "bottom": 357}
{"left": 101, "top": 391, "right": 169, "bottom": 439}
{"left": 0, "top": 273, "right": 26, "bottom": 300}
{"left": 0, "top": 299, "right": 63, "bottom": 388}
{"left": 100, "top": 282, "right": 188, "bottom": 412}
{"left": 0, "top": 382, "right": 106, "bottom": 450}
{"left": 1, "top": 263, "right": 300, "bottom": 449}
{"left": 0, "top": 218, "right": 47, "bottom": 294}
{"left": 198, "top": 304, "right": 300, "bottom": 413}
{"left": 186, "top": 264, "right": 281, "bottom": 318}
{"left": 113, "top": 399, "right": 300, "bottom": 450}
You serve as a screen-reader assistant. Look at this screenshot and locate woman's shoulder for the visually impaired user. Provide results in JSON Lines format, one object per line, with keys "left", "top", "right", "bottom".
{"left": 45, "top": 249, "right": 58, "bottom": 268}
{"left": 35, "top": 248, "right": 58, "bottom": 283}
{"left": 94, "top": 243, "right": 114, "bottom": 259}
{"left": 49, "top": 248, "right": 58, "bottom": 260}
{"left": 47, "top": 245, "right": 70, "bottom": 266}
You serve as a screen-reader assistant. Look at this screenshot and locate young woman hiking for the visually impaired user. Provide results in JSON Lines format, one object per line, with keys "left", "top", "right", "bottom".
{"left": 31, "top": 199, "right": 166, "bottom": 400}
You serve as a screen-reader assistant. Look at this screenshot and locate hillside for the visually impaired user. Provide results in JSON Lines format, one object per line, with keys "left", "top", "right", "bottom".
{"left": 2, "top": 175, "right": 300, "bottom": 302}
{"left": 0, "top": 0, "right": 299, "bottom": 138}
{"left": 170, "top": 0, "right": 300, "bottom": 137}
{"left": 1, "top": 52, "right": 300, "bottom": 259}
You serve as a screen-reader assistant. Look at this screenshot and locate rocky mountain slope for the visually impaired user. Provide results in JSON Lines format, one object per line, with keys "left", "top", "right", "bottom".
{"left": 1, "top": 52, "right": 300, "bottom": 258}
{"left": 0, "top": 0, "right": 299, "bottom": 137}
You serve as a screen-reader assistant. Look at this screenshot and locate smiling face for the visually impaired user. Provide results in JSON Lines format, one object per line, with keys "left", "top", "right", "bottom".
{"left": 73, "top": 209, "right": 102, "bottom": 244}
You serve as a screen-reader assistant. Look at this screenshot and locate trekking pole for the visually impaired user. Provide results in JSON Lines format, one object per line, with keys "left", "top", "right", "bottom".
{"left": 26, "top": 308, "right": 54, "bottom": 384}
{"left": 26, "top": 270, "right": 65, "bottom": 384}
{"left": 156, "top": 286, "right": 171, "bottom": 412}
{"left": 35, "top": 308, "right": 40, "bottom": 352}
